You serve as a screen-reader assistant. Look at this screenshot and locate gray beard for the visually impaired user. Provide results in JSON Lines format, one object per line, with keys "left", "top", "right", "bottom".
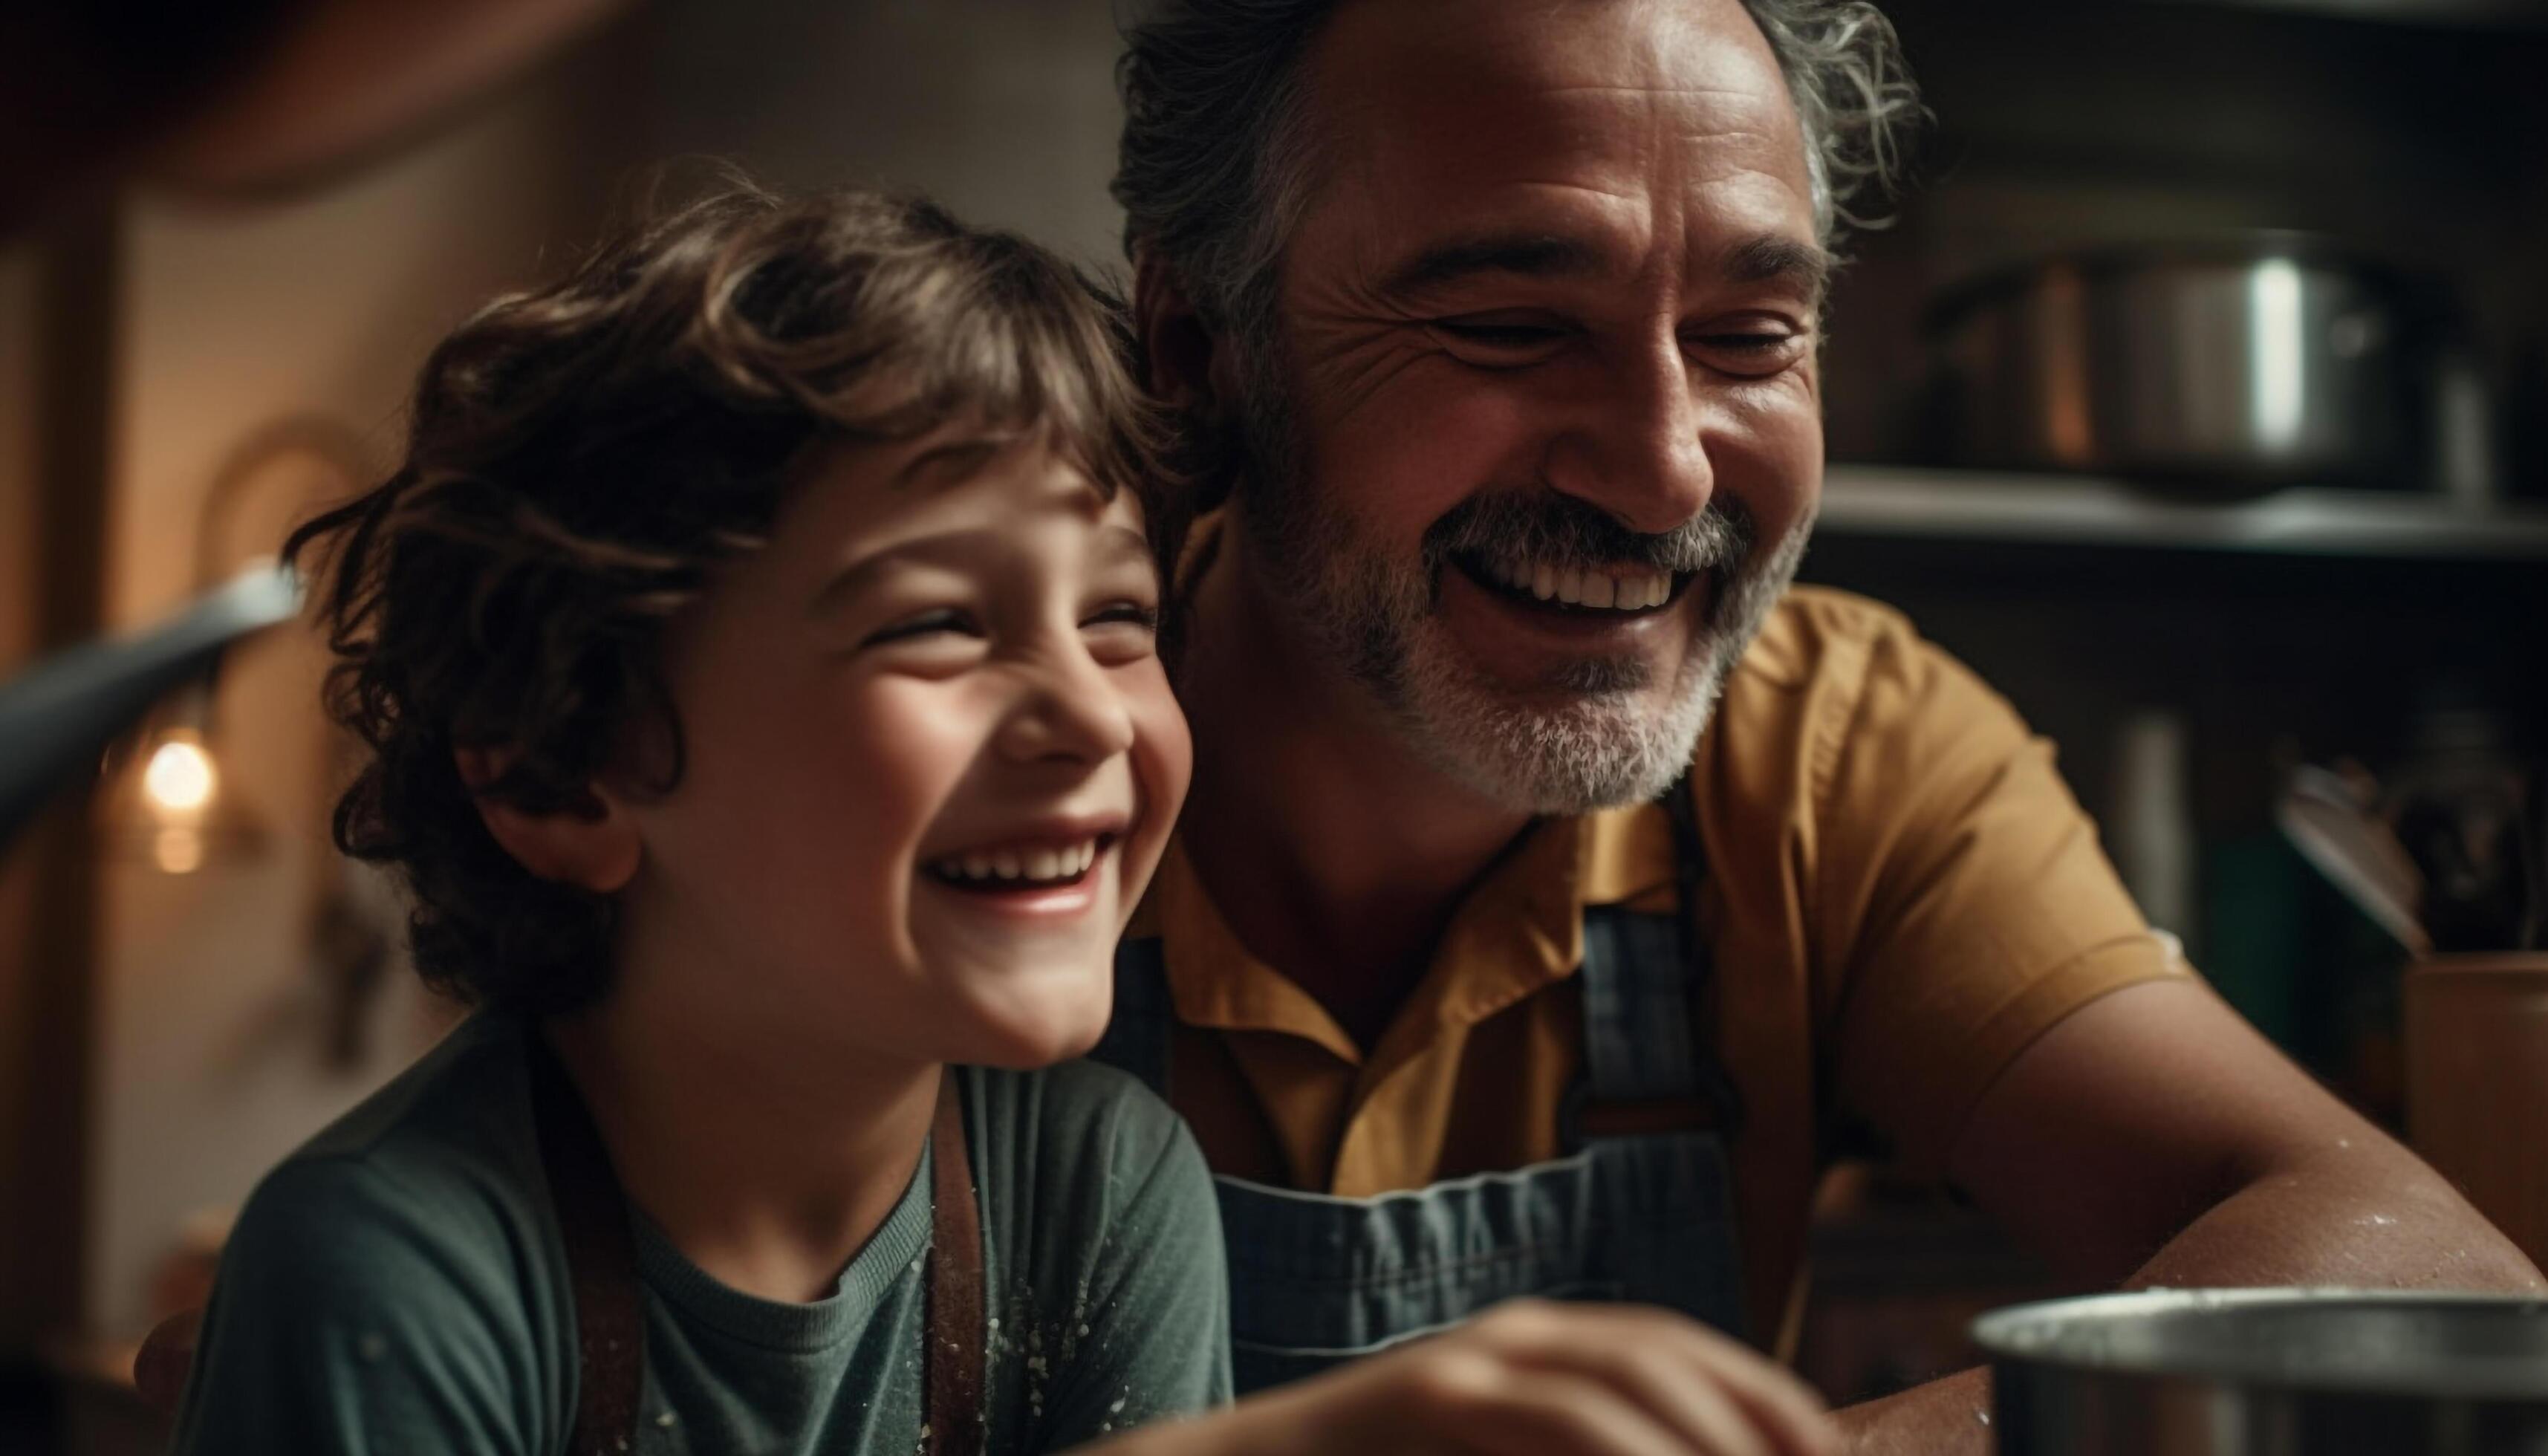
{"left": 1229, "top": 346, "right": 1812, "bottom": 816}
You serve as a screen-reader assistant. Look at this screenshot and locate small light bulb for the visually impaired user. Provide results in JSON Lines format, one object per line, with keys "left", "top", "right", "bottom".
{"left": 143, "top": 736, "right": 218, "bottom": 815}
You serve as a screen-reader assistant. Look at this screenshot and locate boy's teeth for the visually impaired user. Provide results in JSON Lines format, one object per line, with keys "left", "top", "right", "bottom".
{"left": 932, "top": 836, "right": 1107, "bottom": 887}
{"left": 1486, "top": 555, "right": 1674, "bottom": 614}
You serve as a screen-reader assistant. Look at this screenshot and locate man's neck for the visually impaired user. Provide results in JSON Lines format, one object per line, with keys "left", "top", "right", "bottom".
{"left": 545, "top": 920, "right": 940, "bottom": 1304}
{"left": 1175, "top": 533, "right": 1534, "bottom": 1050}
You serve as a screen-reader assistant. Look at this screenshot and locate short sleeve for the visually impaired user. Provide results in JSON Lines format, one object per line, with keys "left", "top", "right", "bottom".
{"left": 1816, "top": 624, "right": 2189, "bottom": 1179}
{"left": 1029, "top": 1078, "right": 1232, "bottom": 1446}
{"left": 172, "top": 1155, "right": 549, "bottom": 1456}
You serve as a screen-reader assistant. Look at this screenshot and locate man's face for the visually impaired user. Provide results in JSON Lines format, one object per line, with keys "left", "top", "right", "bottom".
{"left": 1233, "top": 0, "right": 1826, "bottom": 813}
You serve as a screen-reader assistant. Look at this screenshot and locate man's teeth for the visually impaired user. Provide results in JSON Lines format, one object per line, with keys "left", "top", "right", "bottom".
{"left": 933, "top": 838, "right": 1103, "bottom": 887}
{"left": 1483, "top": 557, "right": 1674, "bottom": 611}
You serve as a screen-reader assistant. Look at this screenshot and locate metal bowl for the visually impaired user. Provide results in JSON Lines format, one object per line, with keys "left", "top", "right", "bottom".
{"left": 1923, "top": 239, "right": 2424, "bottom": 495}
{"left": 1973, "top": 1288, "right": 2548, "bottom": 1455}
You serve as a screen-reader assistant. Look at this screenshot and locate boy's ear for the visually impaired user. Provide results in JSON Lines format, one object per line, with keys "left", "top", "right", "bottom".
{"left": 453, "top": 745, "right": 641, "bottom": 895}
{"left": 1133, "top": 250, "right": 1235, "bottom": 415}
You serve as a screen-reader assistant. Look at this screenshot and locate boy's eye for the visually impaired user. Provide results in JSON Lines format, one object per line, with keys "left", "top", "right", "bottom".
{"left": 859, "top": 608, "right": 981, "bottom": 649}
{"left": 1082, "top": 602, "right": 1160, "bottom": 632}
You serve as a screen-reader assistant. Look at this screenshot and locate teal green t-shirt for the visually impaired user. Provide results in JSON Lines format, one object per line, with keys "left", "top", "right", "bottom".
{"left": 172, "top": 1014, "right": 1231, "bottom": 1454}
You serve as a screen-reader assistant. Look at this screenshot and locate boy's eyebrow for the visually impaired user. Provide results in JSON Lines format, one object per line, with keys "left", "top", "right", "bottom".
{"left": 807, "top": 514, "right": 1157, "bottom": 618}
{"left": 892, "top": 438, "right": 1008, "bottom": 490}
{"left": 807, "top": 533, "right": 995, "bottom": 618}
{"left": 1091, "top": 521, "right": 1155, "bottom": 571}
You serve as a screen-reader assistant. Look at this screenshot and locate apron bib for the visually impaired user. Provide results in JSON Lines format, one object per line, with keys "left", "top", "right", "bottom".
{"left": 1092, "top": 844, "right": 1747, "bottom": 1393}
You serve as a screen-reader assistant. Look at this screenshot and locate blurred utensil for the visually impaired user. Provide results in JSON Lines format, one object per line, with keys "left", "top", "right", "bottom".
{"left": 1924, "top": 236, "right": 2423, "bottom": 495}
{"left": 1975, "top": 1288, "right": 2548, "bottom": 1455}
{"left": 2391, "top": 701, "right": 2532, "bottom": 953}
{"left": 2277, "top": 764, "right": 2431, "bottom": 956}
{"left": 0, "top": 563, "right": 300, "bottom": 849}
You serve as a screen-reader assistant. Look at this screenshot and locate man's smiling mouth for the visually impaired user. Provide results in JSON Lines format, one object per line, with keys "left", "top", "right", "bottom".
{"left": 1451, "top": 550, "right": 1696, "bottom": 615}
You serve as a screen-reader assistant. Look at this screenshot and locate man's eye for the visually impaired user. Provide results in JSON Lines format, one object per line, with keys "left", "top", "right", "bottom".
{"left": 1701, "top": 333, "right": 1793, "bottom": 351}
{"left": 860, "top": 608, "right": 980, "bottom": 648}
{"left": 1689, "top": 326, "right": 1809, "bottom": 375}
{"left": 1432, "top": 318, "right": 1569, "bottom": 356}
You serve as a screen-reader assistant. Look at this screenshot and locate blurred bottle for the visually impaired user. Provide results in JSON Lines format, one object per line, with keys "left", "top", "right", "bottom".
{"left": 2112, "top": 709, "right": 2197, "bottom": 943}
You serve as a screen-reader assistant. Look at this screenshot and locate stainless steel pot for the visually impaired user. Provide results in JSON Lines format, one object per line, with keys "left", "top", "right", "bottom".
{"left": 1925, "top": 241, "right": 2417, "bottom": 493}
{"left": 1973, "top": 1289, "right": 2548, "bottom": 1455}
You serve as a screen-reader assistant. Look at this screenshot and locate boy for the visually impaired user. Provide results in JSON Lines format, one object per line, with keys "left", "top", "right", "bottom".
{"left": 173, "top": 182, "right": 1215, "bottom": 1454}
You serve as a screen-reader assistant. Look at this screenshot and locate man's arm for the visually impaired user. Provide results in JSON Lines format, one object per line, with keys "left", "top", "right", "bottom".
{"left": 1834, "top": 977, "right": 2544, "bottom": 1456}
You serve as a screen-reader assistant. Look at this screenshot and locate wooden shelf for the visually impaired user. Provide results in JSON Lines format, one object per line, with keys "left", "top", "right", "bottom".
{"left": 1819, "top": 466, "right": 2548, "bottom": 561}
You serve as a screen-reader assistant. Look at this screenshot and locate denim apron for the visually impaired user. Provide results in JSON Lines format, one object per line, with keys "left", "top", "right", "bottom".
{"left": 1091, "top": 784, "right": 1748, "bottom": 1393}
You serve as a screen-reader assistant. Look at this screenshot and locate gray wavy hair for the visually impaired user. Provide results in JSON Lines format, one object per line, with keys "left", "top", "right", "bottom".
{"left": 1114, "top": 0, "right": 1922, "bottom": 340}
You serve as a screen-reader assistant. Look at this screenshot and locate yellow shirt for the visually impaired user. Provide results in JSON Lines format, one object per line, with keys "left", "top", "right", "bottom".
{"left": 1129, "top": 586, "right": 2189, "bottom": 1353}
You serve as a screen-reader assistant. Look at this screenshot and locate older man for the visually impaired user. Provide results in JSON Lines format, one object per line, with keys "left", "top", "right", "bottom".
{"left": 1091, "top": 0, "right": 2544, "bottom": 1449}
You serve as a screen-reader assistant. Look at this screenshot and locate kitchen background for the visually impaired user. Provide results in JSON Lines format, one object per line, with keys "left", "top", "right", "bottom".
{"left": 1, "top": 0, "right": 2542, "bottom": 1449}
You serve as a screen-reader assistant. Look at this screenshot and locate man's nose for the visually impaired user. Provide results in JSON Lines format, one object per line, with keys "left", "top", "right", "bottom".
{"left": 1542, "top": 333, "right": 1715, "bottom": 536}
{"left": 995, "top": 643, "right": 1137, "bottom": 766}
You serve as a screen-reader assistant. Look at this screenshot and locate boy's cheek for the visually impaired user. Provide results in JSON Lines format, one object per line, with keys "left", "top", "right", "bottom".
{"left": 1119, "top": 674, "right": 1193, "bottom": 909}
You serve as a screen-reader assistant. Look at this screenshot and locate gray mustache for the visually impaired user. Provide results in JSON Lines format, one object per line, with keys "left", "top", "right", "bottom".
{"left": 1424, "top": 492, "right": 1755, "bottom": 576}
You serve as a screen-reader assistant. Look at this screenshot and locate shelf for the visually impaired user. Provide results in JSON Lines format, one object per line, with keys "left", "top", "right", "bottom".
{"left": 2138, "top": 0, "right": 2548, "bottom": 30}
{"left": 1819, "top": 467, "right": 2548, "bottom": 561}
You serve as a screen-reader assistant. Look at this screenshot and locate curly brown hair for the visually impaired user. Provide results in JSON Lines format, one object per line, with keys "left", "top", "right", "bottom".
{"left": 286, "top": 180, "right": 1175, "bottom": 1015}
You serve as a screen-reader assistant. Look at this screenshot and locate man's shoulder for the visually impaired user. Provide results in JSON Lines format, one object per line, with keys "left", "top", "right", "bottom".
{"left": 1731, "top": 585, "right": 1924, "bottom": 693}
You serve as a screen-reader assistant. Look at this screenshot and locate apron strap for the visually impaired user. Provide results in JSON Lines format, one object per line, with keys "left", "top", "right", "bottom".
{"left": 925, "top": 1072, "right": 987, "bottom": 1456}
{"left": 1572, "top": 773, "right": 1747, "bottom": 1143}
{"left": 527, "top": 1030, "right": 648, "bottom": 1456}
{"left": 530, "top": 1034, "right": 987, "bottom": 1456}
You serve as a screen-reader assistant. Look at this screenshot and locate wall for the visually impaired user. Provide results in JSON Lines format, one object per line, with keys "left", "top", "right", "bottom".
{"left": 79, "top": 51, "right": 625, "bottom": 1336}
{"left": 0, "top": 235, "right": 65, "bottom": 1349}
{"left": 627, "top": 0, "right": 1132, "bottom": 270}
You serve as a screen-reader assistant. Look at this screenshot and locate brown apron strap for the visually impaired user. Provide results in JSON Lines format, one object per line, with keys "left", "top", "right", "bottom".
{"left": 924, "top": 1070, "right": 987, "bottom": 1456}
{"left": 525, "top": 1030, "right": 647, "bottom": 1456}
{"left": 533, "top": 1035, "right": 984, "bottom": 1455}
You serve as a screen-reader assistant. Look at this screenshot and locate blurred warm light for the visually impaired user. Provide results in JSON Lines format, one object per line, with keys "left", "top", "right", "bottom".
{"left": 153, "top": 828, "right": 207, "bottom": 876}
{"left": 142, "top": 731, "right": 219, "bottom": 817}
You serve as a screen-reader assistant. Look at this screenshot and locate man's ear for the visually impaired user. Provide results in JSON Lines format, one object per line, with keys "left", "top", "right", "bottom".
{"left": 453, "top": 745, "right": 641, "bottom": 895}
{"left": 1134, "top": 250, "right": 1232, "bottom": 414}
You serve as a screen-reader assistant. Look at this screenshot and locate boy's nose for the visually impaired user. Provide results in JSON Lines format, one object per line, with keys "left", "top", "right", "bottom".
{"left": 996, "top": 649, "right": 1137, "bottom": 765}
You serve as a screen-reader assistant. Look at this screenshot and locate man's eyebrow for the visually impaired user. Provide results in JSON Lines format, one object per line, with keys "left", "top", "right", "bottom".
{"left": 1378, "top": 232, "right": 1610, "bottom": 296}
{"left": 1722, "top": 234, "right": 1833, "bottom": 302}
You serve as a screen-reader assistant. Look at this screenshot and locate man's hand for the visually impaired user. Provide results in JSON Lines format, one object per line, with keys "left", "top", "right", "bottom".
{"left": 1099, "top": 1299, "right": 1841, "bottom": 1456}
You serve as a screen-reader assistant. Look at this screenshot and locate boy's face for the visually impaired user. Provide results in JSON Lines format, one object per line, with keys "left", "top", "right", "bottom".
{"left": 620, "top": 433, "right": 1189, "bottom": 1070}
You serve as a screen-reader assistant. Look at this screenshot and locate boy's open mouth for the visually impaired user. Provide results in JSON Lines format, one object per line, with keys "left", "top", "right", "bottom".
{"left": 924, "top": 832, "right": 1118, "bottom": 893}
{"left": 1452, "top": 550, "right": 1697, "bottom": 616}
